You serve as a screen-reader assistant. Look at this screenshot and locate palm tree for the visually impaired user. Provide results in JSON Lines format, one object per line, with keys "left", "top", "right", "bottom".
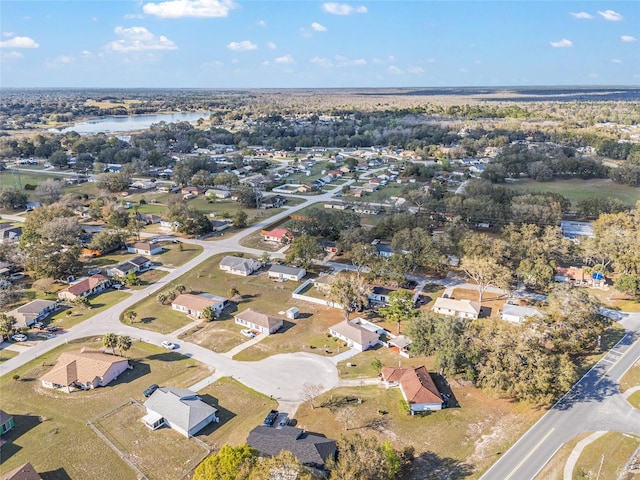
{"left": 156, "top": 293, "right": 167, "bottom": 305}
{"left": 124, "top": 310, "right": 137, "bottom": 324}
{"left": 102, "top": 333, "right": 118, "bottom": 355}
{"left": 117, "top": 335, "right": 132, "bottom": 357}
{"left": 175, "top": 284, "right": 186, "bottom": 294}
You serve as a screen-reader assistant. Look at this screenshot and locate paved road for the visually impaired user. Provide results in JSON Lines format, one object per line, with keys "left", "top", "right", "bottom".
{"left": 480, "top": 313, "right": 640, "bottom": 480}
{"left": 0, "top": 182, "right": 351, "bottom": 406}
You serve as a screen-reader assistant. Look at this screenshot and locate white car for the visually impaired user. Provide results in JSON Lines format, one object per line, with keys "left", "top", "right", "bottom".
{"left": 241, "top": 329, "right": 256, "bottom": 338}
{"left": 11, "top": 334, "right": 28, "bottom": 342}
{"left": 161, "top": 340, "right": 177, "bottom": 350}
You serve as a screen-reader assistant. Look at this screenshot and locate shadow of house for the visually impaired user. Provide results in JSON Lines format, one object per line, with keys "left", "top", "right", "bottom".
{"left": 0, "top": 414, "right": 41, "bottom": 464}
{"left": 192, "top": 394, "right": 235, "bottom": 436}
{"left": 40, "top": 467, "right": 72, "bottom": 480}
{"left": 107, "top": 361, "right": 151, "bottom": 388}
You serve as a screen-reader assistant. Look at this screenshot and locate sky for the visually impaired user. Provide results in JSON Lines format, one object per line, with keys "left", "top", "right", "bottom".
{"left": 0, "top": 0, "right": 638, "bottom": 88}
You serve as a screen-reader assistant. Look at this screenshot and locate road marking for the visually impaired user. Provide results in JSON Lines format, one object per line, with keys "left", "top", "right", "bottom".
{"left": 504, "top": 428, "right": 555, "bottom": 480}
{"left": 596, "top": 334, "right": 640, "bottom": 385}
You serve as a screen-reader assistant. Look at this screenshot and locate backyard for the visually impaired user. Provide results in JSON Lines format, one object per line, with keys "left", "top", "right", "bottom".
{"left": 0, "top": 338, "right": 213, "bottom": 480}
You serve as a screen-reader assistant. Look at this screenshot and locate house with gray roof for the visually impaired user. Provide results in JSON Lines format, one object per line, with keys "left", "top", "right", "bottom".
{"left": 142, "top": 387, "right": 218, "bottom": 438}
{"left": 219, "top": 256, "right": 262, "bottom": 276}
{"left": 328, "top": 317, "right": 382, "bottom": 351}
{"left": 107, "top": 256, "right": 152, "bottom": 278}
{"left": 6, "top": 299, "right": 57, "bottom": 328}
{"left": 234, "top": 309, "right": 283, "bottom": 335}
{"left": 247, "top": 426, "right": 336, "bottom": 471}
{"left": 268, "top": 264, "right": 306, "bottom": 282}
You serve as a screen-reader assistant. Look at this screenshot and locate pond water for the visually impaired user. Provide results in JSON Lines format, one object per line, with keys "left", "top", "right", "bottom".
{"left": 49, "top": 111, "right": 210, "bottom": 135}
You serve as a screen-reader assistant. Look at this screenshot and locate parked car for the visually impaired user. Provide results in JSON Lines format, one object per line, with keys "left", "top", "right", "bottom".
{"left": 161, "top": 340, "right": 177, "bottom": 350}
{"left": 143, "top": 384, "right": 159, "bottom": 397}
{"left": 277, "top": 414, "right": 289, "bottom": 428}
{"left": 263, "top": 410, "right": 279, "bottom": 426}
{"left": 11, "top": 334, "right": 27, "bottom": 342}
{"left": 32, "top": 322, "right": 45, "bottom": 330}
{"left": 88, "top": 269, "right": 102, "bottom": 275}
{"left": 45, "top": 326, "right": 59, "bottom": 332}
{"left": 241, "top": 329, "right": 256, "bottom": 338}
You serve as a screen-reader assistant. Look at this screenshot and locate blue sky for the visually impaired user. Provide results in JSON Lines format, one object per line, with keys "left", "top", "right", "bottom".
{"left": 0, "top": 1, "right": 638, "bottom": 88}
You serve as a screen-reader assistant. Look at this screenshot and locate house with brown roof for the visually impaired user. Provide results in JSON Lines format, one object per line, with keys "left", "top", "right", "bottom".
{"left": 57, "top": 274, "right": 110, "bottom": 302}
{"left": 127, "top": 242, "right": 163, "bottom": 256}
{"left": 328, "top": 317, "right": 382, "bottom": 351}
{"left": 381, "top": 366, "right": 444, "bottom": 413}
{"left": 6, "top": 299, "right": 57, "bottom": 328}
{"left": 432, "top": 297, "right": 481, "bottom": 320}
{"left": 40, "top": 348, "right": 131, "bottom": 393}
{"left": 1, "top": 462, "right": 42, "bottom": 480}
{"left": 234, "top": 309, "right": 283, "bottom": 335}
{"left": 171, "top": 293, "right": 228, "bottom": 319}
{"left": 555, "top": 266, "right": 606, "bottom": 287}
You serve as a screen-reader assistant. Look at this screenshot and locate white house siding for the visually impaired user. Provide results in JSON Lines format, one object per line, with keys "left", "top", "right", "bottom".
{"left": 99, "top": 362, "right": 130, "bottom": 386}
{"left": 411, "top": 402, "right": 443, "bottom": 412}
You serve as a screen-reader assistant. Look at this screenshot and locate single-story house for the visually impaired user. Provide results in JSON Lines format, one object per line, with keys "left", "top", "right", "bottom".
{"left": 1, "top": 462, "right": 42, "bottom": 480}
{"left": 388, "top": 335, "right": 412, "bottom": 358}
{"left": 500, "top": 304, "right": 543, "bottom": 324}
{"left": 261, "top": 195, "right": 287, "bottom": 209}
{"left": 432, "top": 297, "right": 481, "bottom": 320}
{"left": 324, "top": 201, "right": 347, "bottom": 210}
{"left": 0, "top": 410, "right": 14, "bottom": 435}
{"left": 368, "top": 286, "right": 397, "bottom": 305}
{"left": 234, "top": 309, "right": 283, "bottom": 335}
{"left": 262, "top": 228, "right": 294, "bottom": 244}
{"left": 381, "top": 366, "right": 443, "bottom": 413}
{"left": 210, "top": 219, "right": 231, "bottom": 232}
{"left": 372, "top": 240, "right": 393, "bottom": 258}
{"left": 57, "top": 274, "right": 111, "bottom": 302}
{"left": 127, "top": 242, "right": 163, "bottom": 256}
{"left": 555, "top": 266, "right": 606, "bottom": 287}
{"left": 328, "top": 318, "right": 381, "bottom": 351}
{"left": 142, "top": 387, "right": 218, "bottom": 438}
{"left": 219, "top": 256, "right": 262, "bottom": 276}
{"left": 6, "top": 299, "right": 57, "bottom": 328}
{"left": 205, "top": 188, "right": 232, "bottom": 199}
{"left": 107, "top": 256, "right": 152, "bottom": 277}
{"left": 130, "top": 180, "right": 155, "bottom": 190}
{"left": 318, "top": 240, "right": 339, "bottom": 254}
{"left": 268, "top": 265, "right": 306, "bottom": 282}
{"left": 560, "top": 221, "right": 595, "bottom": 242}
{"left": 362, "top": 183, "right": 379, "bottom": 193}
{"left": 181, "top": 186, "right": 200, "bottom": 196}
{"left": 247, "top": 426, "right": 336, "bottom": 471}
{"left": 40, "top": 348, "right": 131, "bottom": 393}
{"left": 171, "top": 293, "right": 228, "bottom": 319}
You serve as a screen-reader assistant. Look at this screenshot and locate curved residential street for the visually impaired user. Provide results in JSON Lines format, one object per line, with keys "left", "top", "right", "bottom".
{"left": 2, "top": 178, "right": 639, "bottom": 479}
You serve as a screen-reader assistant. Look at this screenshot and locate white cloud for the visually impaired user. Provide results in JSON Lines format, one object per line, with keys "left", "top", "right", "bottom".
{"left": 45, "top": 55, "right": 75, "bottom": 68}
{"left": 106, "top": 26, "right": 177, "bottom": 52}
{"left": 311, "top": 56, "right": 333, "bottom": 67}
{"left": 266, "top": 42, "right": 276, "bottom": 49}
{"left": 407, "top": 66, "right": 424, "bottom": 74}
{"left": 0, "top": 36, "right": 39, "bottom": 48}
{"left": 550, "top": 38, "right": 573, "bottom": 48}
{"left": 621, "top": 35, "right": 637, "bottom": 42}
{"left": 257, "top": 20, "right": 266, "bottom": 27}
{"left": 311, "top": 22, "right": 327, "bottom": 32}
{"left": 570, "top": 11, "right": 592, "bottom": 19}
{"left": 387, "top": 66, "right": 402, "bottom": 74}
{"left": 598, "top": 10, "right": 623, "bottom": 21}
{"left": 322, "top": 2, "right": 367, "bottom": 15}
{"left": 333, "top": 55, "right": 366, "bottom": 67}
{"left": 81, "top": 50, "right": 92, "bottom": 57}
{"left": 227, "top": 40, "right": 257, "bottom": 51}
{"left": 275, "top": 54, "right": 293, "bottom": 64}
{"left": 1, "top": 51, "right": 23, "bottom": 60}
{"left": 2, "top": 32, "right": 15, "bottom": 38}
{"left": 299, "top": 28, "right": 312, "bottom": 38}
{"left": 611, "top": 59, "right": 623, "bottom": 64}
{"left": 143, "top": 0, "right": 237, "bottom": 18}
{"left": 124, "top": 13, "right": 145, "bottom": 19}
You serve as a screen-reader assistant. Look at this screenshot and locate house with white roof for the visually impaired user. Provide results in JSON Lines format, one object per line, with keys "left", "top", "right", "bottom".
{"left": 219, "top": 256, "right": 262, "bottom": 276}
{"left": 142, "top": 387, "right": 218, "bottom": 438}
{"left": 500, "top": 304, "right": 542, "bottom": 324}
{"left": 171, "top": 293, "right": 228, "bottom": 319}
{"left": 328, "top": 317, "right": 382, "bottom": 351}
{"left": 268, "top": 264, "right": 306, "bottom": 282}
{"left": 432, "top": 297, "right": 481, "bottom": 320}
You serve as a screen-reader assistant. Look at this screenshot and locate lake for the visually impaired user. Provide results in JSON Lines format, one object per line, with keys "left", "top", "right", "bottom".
{"left": 49, "top": 111, "right": 210, "bottom": 135}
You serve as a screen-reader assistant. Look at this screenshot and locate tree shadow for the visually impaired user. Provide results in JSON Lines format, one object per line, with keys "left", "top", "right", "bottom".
{"left": 40, "top": 468, "right": 72, "bottom": 480}
{"left": 145, "top": 352, "right": 185, "bottom": 363}
{"left": 406, "top": 451, "right": 474, "bottom": 480}
{"left": 139, "top": 316, "right": 156, "bottom": 324}
{"left": 0, "top": 414, "right": 41, "bottom": 463}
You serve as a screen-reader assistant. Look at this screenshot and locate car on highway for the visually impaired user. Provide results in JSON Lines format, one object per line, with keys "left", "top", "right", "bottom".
{"left": 143, "top": 384, "right": 159, "bottom": 397}
{"left": 241, "top": 329, "right": 256, "bottom": 338}
{"left": 11, "top": 334, "right": 28, "bottom": 342}
{"left": 263, "top": 410, "right": 279, "bottom": 426}
{"left": 161, "top": 340, "right": 177, "bottom": 350}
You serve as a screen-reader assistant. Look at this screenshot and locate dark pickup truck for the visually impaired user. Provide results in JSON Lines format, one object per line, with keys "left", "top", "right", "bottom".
{"left": 263, "top": 409, "right": 279, "bottom": 426}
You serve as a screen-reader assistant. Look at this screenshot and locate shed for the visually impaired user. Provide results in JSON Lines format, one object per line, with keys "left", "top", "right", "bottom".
{"left": 286, "top": 307, "right": 299, "bottom": 320}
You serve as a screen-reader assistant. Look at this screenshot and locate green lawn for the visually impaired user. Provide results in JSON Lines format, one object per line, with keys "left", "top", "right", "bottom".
{"left": 620, "top": 360, "right": 640, "bottom": 393}
{"left": 0, "top": 349, "right": 19, "bottom": 363}
{"left": 573, "top": 432, "right": 640, "bottom": 480}
{"left": 154, "top": 241, "right": 203, "bottom": 267}
{"left": 50, "top": 290, "right": 131, "bottom": 329}
{"left": 627, "top": 390, "right": 640, "bottom": 409}
{"left": 0, "top": 339, "right": 213, "bottom": 480}
{"left": 505, "top": 178, "right": 640, "bottom": 206}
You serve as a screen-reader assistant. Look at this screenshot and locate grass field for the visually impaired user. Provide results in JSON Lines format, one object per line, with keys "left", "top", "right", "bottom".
{"left": 534, "top": 433, "right": 592, "bottom": 480}
{"left": 0, "top": 338, "right": 213, "bottom": 480}
{"left": 50, "top": 290, "right": 132, "bottom": 330}
{"left": 573, "top": 432, "right": 640, "bottom": 480}
{"left": 620, "top": 360, "right": 640, "bottom": 393}
{"left": 505, "top": 178, "right": 640, "bottom": 206}
{"left": 0, "top": 348, "right": 19, "bottom": 363}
